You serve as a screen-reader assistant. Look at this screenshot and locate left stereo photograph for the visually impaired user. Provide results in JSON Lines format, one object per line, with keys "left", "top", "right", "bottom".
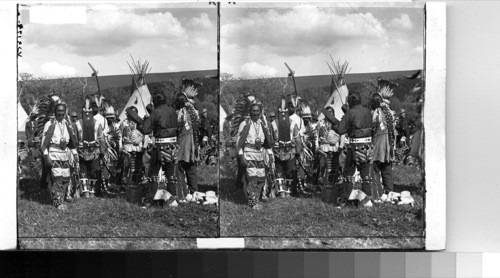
{"left": 16, "top": 3, "right": 220, "bottom": 249}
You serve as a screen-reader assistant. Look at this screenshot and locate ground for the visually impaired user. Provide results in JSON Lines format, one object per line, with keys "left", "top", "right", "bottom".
{"left": 220, "top": 163, "right": 424, "bottom": 238}
{"left": 17, "top": 163, "right": 219, "bottom": 238}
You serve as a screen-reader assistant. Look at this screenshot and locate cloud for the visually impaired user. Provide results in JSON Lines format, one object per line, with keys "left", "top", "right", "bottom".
{"left": 222, "top": 6, "right": 387, "bottom": 57}
{"left": 167, "top": 65, "right": 177, "bottom": 71}
{"left": 24, "top": 6, "right": 188, "bottom": 56}
{"left": 40, "top": 62, "right": 78, "bottom": 77}
{"left": 241, "top": 62, "right": 278, "bottom": 77}
{"left": 18, "top": 59, "right": 34, "bottom": 74}
{"left": 412, "top": 45, "right": 424, "bottom": 55}
{"left": 220, "top": 62, "right": 235, "bottom": 75}
{"left": 388, "top": 14, "right": 413, "bottom": 30}
{"left": 189, "top": 13, "right": 214, "bottom": 30}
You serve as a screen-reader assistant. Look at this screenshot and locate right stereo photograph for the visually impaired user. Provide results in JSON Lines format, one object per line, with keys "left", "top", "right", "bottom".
{"left": 219, "top": 2, "right": 429, "bottom": 249}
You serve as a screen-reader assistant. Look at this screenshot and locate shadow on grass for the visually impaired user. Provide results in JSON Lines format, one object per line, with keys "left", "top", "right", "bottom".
{"left": 18, "top": 178, "right": 52, "bottom": 205}
{"left": 220, "top": 176, "right": 247, "bottom": 205}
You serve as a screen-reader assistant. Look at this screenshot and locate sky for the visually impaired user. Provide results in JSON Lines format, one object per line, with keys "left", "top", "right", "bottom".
{"left": 221, "top": 3, "right": 424, "bottom": 77}
{"left": 18, "top": 3, "right": 217, "bottom": 78}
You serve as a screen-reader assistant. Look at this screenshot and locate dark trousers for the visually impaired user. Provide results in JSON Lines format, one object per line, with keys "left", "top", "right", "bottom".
{"left": 275, "top": 157, "right": 296, "bottom": 194}
{"left": 275, "top": 158, "right": 296, "bottom": 179}
{"left": 39, "top": 160, "right": 51, "bottom": 189}
{"left": 243, "top": 174, "right": 265, "bottom": 204}
{"left": 373, "top": 161, "right": 394, "bottom": 193}
{"left": 324, "top": 151, "right": 341, "bottom": 183}
{"left": 79, "top": 158, "right": 101, "bottom": 194}
{"left": 79, "top": 158, "right": 100, "bottom": 179}
{"left": 343, "top": 147, "right": 372, "bottom": 197}
{"left": 50, "top": 178, "right": 69, "bottom": 206}
{"left": 147, "top": 147, "right": 177, "bottom": 198}
{"left": 122, "top": 151, "right": 144, "bottom": 185}
{"left": 102, "top": 159, "right": 118, "bottom": 183}
{"left": 178, "top": 161, "right": 198, "bottom": 193}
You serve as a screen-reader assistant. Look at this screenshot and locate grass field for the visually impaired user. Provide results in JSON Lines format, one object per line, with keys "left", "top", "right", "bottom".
{"left": 17, "top": 163, "right": 219, "bottom": 238}
{"left": 220, "top": 163, "right": 424, "bottom": 238}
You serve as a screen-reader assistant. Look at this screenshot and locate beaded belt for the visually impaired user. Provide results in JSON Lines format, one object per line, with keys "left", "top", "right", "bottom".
{"left": 82, "top": 140, "right": 98, "bottom": 147}
{"left": 349, "top": 137, "right": 372, "bottom": 144}
{"left": 156, "top": 137, "right": 177, "bottom": 143}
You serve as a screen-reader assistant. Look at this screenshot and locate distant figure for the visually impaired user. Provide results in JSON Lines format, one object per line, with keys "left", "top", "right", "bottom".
{"left": 223, "top": 113, "right": 233, "bottom": 145}
{"left": 70, "top": 111, "right": 82, "bottom": 143}
{"left": 25, "top": 113, "right": 38, "bottom": 148}
{"left": 199, "top": 108, "right": 212, "bottom": 145}
{"left": 395, "top": 109, "right": 409, "bottom": 145}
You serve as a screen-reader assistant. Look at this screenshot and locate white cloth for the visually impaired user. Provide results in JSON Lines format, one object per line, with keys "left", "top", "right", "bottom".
{"left": 120, "top": 119, "right": 145, "bottom": 151}
{"left": 290, "top": 113, "right": 305, "bottom": 135}
{"left": 94, "top": 113, "right": 109, "bottom": 136}
{"left": 44, "top": 119, "right": 70, "bottom": 146}
{"left": 42, "top": 119, "right": 76, "bottom": 155}
{"left": 237, "top": 119, "right": 266, "bottom": 155}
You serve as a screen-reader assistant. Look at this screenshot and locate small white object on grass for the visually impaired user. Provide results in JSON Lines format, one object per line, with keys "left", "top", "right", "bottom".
{"left": 363, "top": 199, "right": 373, "bottom": 208}
{"left": 193, "top": 192, "right": 206, "bottom": 203}
{"left": 203, "top": 196, "right": 218, "bottom": 205}
{"left": 387, "top": 191, "right": 401, "bottom": 203}
{"left": 348, "top": 189, "right": 367, "bottom": 201}
{"left": 398, "top": 191, "right": 414, "bottom": 206}
{"left": 153, "top": 189, "right": 171, "bottom": 201}
{"left": 206, "top": 191, "right": 216, "bottom": 198}
{"left": 380, "top": 193, "right": 388, "bottom": 202}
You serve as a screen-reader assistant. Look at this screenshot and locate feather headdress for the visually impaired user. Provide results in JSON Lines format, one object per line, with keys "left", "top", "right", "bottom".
{"left": 32, "top": 94, "right": 59, "bottom": 138}
{"left": 299, "top": 100, "right": 311, "bottom": 118}
{"left": 103, "top": 100, "right": 115, "bottom": 118}
{"left": 278, "top": 98, "right": 287, "bottom": 113}
{"left": 82, "top": 97, "right": 92, "bottom": 112}
{"left": 230, "top": 93, "right": 255, "bottom": 137}
{"left": 181, "top": 77, "right": 203, "bottom": 100}
{"left": 290, "top": 95, "right": 301, "bottom": 109}
{"left": 377, "top": 79, "right": 398, "bottom": 100}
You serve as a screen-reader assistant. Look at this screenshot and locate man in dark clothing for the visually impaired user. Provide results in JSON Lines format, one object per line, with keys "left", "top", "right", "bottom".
{"left": 267, "top": 111, "right": 277, "bottom": 142}
{"left": 25, "top": 113, "right": 38, "bottom": 148}
{"left": 332, "top": 93, "right": 374, "bottom": 204}
{"left": 396, "top": 109, "right": 410, "bottom": 144}
{"left": 200, "top": 108, "right": 212, "bottom": 144}
{"left": 137, "top": 93, "right": 180, "bottom": 207}
{"left": 78, "top": 102, "right": 106, "bottom": 198}
{"left": 223, "top": 114, "right": 233, "bottom": 145}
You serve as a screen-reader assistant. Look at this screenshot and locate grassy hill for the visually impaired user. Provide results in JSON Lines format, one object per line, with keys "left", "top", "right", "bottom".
{"left": 223, "top": 69, "right": 420, "bottom": 91}
{"left": 85, "top": 69, "right": 218, "bottom": 90}
{"left": 293, "top": 69, "right": 420, "bottom": 91}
